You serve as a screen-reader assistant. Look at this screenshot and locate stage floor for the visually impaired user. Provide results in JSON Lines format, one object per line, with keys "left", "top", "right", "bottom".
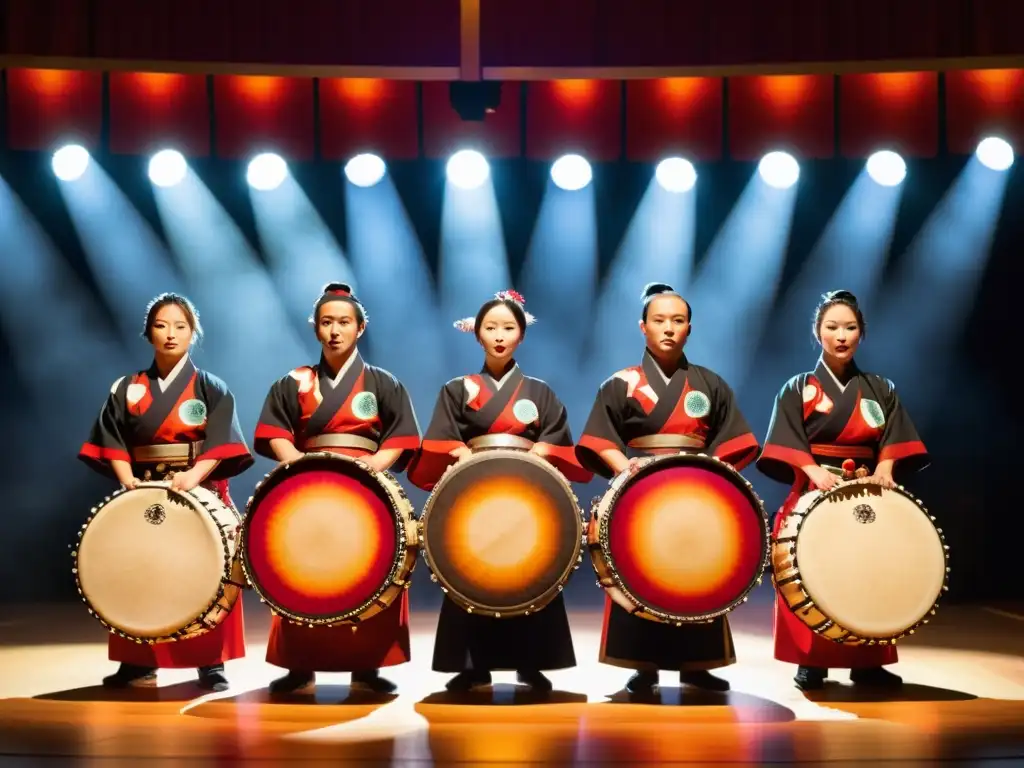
{"left": 1, "top": 596, "right": 1023, "bottom": 765}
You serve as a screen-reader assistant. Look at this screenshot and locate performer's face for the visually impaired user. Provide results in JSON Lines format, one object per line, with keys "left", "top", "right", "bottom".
{"left": 640, "top": 295, "right": 690, "bottom": 356}
{"left": 477, "top": 305, "right": 522, "bottom": 363}
{"left": 316, "top": 300, "right": 363, "bottom": 357}
{"left": 149, "top": 304, "right": 193, "bottom": 358}
{"left": 818, "top": 304, "right": 861, "bottom": 361}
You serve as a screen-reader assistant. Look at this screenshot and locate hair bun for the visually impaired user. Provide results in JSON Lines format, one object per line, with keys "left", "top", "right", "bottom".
{"left": 641, "top": 282, "right": 675, "bottom": 300}
{"left": 323, "top": 282, "right": 352, "bottom": 294}
{"left": 824, "top": 289, "right": 858, "bottom": 303}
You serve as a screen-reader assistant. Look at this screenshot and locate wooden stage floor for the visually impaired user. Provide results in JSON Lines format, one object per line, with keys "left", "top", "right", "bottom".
{"left": 1, "top": 594, "right": 1023, "bottom": 765}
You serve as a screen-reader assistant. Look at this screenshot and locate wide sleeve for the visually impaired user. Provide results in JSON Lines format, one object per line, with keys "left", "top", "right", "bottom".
{"left": 195, "top": 372, "right": 255, "bottom": 480}
{"left": 78, "top": 376, "right": 134, "bottom": 479}
{"left": 253, "top": 376, "right": 302, "bottom": 460}
{"left": 407, "top": 380, "right": 468, "bottom": 491}
{"left": 705, "top": 372, "right": 760, "bottom": 471}
{"left": 574, "top": 377, "right": 629, "bottom": 480}
{"left": 535, "top": 384, "right": 593, "bottom": 483}
{"left": 374, "top": 371, "right": 422, "bottom": 473}
{"left": 877, "top": 377, "right": 930, "bottom": 473}
{"left": 755, "top": 375, "right": 815, "bottom": 485}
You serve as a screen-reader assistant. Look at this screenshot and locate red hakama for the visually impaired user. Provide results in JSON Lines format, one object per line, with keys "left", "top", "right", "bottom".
{"left": 265, "top": 592, "right": 411, "bottom": 672}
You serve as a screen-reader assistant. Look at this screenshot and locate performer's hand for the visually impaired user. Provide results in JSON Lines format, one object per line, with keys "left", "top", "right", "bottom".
{"left": 866, "top": 471, "right": 896, "bottom": 489}
{"left": 449, "top": 446, "right": 472, "bottom": 462}
{"left": 356, "top": 455, "right": 383, "bottom": 472}
{"left": 121, "top": 477, "right": 141, "bottom": 490}
{"left": 804, "top": 465, "right": 839, "bottom": 491}
{"left": 626, "top": 457, "right": 644, "bottom": 475}
{"left": 170, "top": 469, "right": 201, "bottom": 492}
{"left": 529, "top": 444, "right": 550, "bottom": 458}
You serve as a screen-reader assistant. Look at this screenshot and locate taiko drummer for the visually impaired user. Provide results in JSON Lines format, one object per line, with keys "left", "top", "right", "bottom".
{"left": 756, "top": 289, "right": 929, "bottom": 691}
{"left": 575, "top": 283, "right": 760, "bottom": 696}
{"left": 253, "top": 282, "right": 421, "bottom": 695}
{"left": 78, "top": 293, "right": 254, "bottom": 690}
{"left": 408, "top": 290, "right": 592, "bottom": 693}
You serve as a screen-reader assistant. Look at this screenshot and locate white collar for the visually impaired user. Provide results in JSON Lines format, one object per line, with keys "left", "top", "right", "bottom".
{"left": 325, "top": 351, "right": 359, "bottom": 388}
{"left": 819, "top": 356, "right": 850, "bottom": 393}
{"left": 157, "top": 354, "right": 190, "bottom": 392}
{"left": 489, "top": 364, "right": 518, "bottom": 390}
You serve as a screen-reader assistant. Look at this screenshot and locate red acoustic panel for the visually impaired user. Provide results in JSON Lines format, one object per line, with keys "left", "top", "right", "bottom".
{"left": 626, "top": 78, "right": 723, "bottom": 162}
{"left": 319, "top": 79, "right": 419, "bottom": 160}
{"left": 945, "top": 69, "right": 1024, "bottom": 154}
{"left": 728, "top": 75, "right": 834, "bottom": 160}
{"left": 839, "top": 72, "right": 938, "bottom": 158}
{"left": 109, "top": 72, "right": 210, "bottom": 157}
{"left": 213, "top": 75, "right": 314, "bottom": 160}
{"left": 526, "top": 80, "right": 621, "bottom": 161}
{"left": 421, "top": 82, "right": 522, "bottom": 159}
{"left": 5, "top": 68, "right": 103, "bottom": 151}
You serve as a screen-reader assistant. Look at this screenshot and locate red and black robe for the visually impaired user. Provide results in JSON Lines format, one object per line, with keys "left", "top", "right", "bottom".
{"left": 408, "top": 363, "right": 592, "bottom": 672}
{"left": 576, "top": 350, "right": 760, "bottom": 672}
{"left": 756, "top": 358, "right": 929, "bottom": 668}
{"left": 78, "top": 356, "right": 253, "bottom": 668}
{"left": 253, "top": 350, "right": 421, "bottom": 672}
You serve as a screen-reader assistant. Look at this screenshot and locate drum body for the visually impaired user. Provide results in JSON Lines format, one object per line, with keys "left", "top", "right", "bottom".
{"left": 242, "top": 452, "right": 417, "bottom": 625}
{"left": 419, "top": 448, "right": 584, "bottom": 618}
{"left": 772, "top": 482, "right": 948, "bottom": 645}
{"left": 74, "top": 482, "right": 243, "bottom": 643}
{"left": 589, "top": 453, "right": 769, "bottom": 625}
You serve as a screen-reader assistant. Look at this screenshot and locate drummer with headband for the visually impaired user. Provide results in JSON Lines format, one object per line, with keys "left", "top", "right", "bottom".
{"left": 575, "top": 282, "right": 760, "bottom": 696}
{"left": 253, "top": 282, "right": 421, "bottom": 695}
{"left": 78, "top": 292, "right": 254, "bottom": 691}
{"left": 409, "top": 289, "right": 592, "bottom": 694}
{"left": 756, "top": 289, "right": 929, "bottom": 691}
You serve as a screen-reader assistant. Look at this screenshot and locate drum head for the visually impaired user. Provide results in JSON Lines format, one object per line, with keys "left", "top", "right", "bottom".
{"left": 243, "top": 453, "right": 401, "bottom": 622}
{"left": 78, "top": 485, "right": 225, "bottom": 638}
{"left": 603, "top": 454, "right": 767, "bottom": 621}
{"left": 422, "top": 449, "right": 582, "bottom": 614}
{"left": 796, "top": 484, "right": 946, "bottom": 638}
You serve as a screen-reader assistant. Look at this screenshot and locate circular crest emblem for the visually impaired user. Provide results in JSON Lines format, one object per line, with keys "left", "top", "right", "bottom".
{"left": 683, "top": 391, "right": 711, "bottom": 419}
{"left": 853, "top": 503, "right": 876, "bottom": 524}
{"left": 144, "top": 504, "right": 166, "bottom": 525}
{"left": 352, "top": 392, "right": 379, "bottom": 421}
{"left": 513, "top": 399, "right": 539, "bottom": 424}
{"left": 860, "top": 398, "right": 885, "bottom": 429}
{"left": 126, "top": 382, "right": 148, "bottom": 405}
{"left": 802, "top": 384, "right": 817, "bottom": 403}
{"left": 178, "top": 399, "right": 207, "bottom": 426}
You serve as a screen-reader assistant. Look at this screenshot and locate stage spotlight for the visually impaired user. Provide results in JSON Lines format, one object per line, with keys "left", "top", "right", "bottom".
{"left": 551, "top": 154, "right": 592, "bottom": 191}
{"left": 344, "top": 153, "right": 387, "bottom": 188}
{"left": 52, "top": 144, "right": 91, "bottom": 181}
{"left": 446, "top": 149, "right": 490, "bottom": 190}
{"left": 866, "top": 150, "right": 907, "bottom": 187}
{"left": 976, "top": 137, "right": 1014, "bottom": 171}
{"left": 247, "top": 152, "right": 288, "bottom": 191}
{"left": 148, "top": 149, "right": 187, "bottom": 188}
{"left": 655, "top": 157, "right": 697, "bottom": 193}
{"left": 758, "top": 151, "right": 800, "bottom": 190}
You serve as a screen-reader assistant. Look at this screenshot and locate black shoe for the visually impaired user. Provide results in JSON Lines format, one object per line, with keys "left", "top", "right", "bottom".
{"left": 269, "top": 670, "right": 315, "bottom": 694}
{"left": 102, "top": 663, "right": 157, "bottom": 688}
{"left": 515, "top": 669, "right": 553, "bottom": 693}
{"left": 625, "top": 670, "right": 658, "bottom": 695}
{"left": 794, "top": 666, "right": 827, "bottom": 691}
{"left": 445, "top": 670, "right": 492, "bottom": 692}
{"left": 197, "top": 665, "right": 229, "bottom": 692}
{"left": 351, "top": 669, "right": 398, "bottom": 694}
{"left": 850, "top": 666, "right": 903, "bottom": 688}
{"left": 680, "top": 670, "right": 730, "bottom": 692}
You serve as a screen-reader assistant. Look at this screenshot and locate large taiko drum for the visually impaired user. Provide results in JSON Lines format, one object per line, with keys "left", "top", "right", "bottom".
{"left": 772, "top": 481, "right": 948, "bottom": 644}
{"left": 419, "top": 446, "right": 584, "bottom": 618}
{"left": 74, "top": 482, "right": 244, "bottom": 643}
{"left": 589, "top": 453, "right": 769, "bottom": 624}
{"left": 241, "top": 452, "right": 417, "bottom": 626}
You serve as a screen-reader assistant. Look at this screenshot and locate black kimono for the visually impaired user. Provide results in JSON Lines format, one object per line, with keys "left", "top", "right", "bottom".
{"left": 408, "top": 363, "right": 592, "bottom": 672}
{"left": 576, "top": 350, "right": 760, "bottom": 672}
{"left": 756, "top": 357, "right": 929, "bottom": 667}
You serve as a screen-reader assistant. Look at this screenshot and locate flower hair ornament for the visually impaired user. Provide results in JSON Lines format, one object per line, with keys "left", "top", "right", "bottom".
{"left": 453, "top": 289, "right": 537, "bottom": 333}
